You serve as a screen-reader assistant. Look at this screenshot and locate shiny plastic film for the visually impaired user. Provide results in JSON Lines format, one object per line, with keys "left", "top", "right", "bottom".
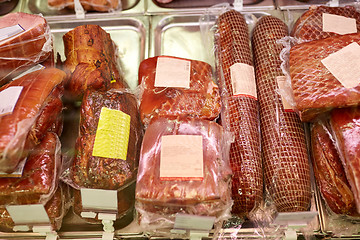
{"left": 137, "top": 56, "right": 221, "bottom": 126}
{"left": 135, "top": 117, "right": 232, "bottom": 237}
{"left": 0, "top": 13, "right": 53, "bottom": 86}
{"left": 47, "top": 0, "right": 122, "bottom": 12}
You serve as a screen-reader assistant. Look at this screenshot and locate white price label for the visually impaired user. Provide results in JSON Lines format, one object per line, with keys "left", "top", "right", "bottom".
{"left": 155, "top": 57, "right": 191, "bottom": 88}
{"left": 6, "top": 204, "right": 50, "bottom": 225}
{"left": 230, "top": 63, "right": 257, "bottom": 99}
{"left": 322, "top": 13, "right": 357, "bottom": 35}
{"left": 174, "top": 213, "right": 215, "bottom": 231}
{"left": 0, "top": 86, "right": 23, "bottom": 117}
{"left": 80, "top": 188, "right": 118, "bottom": 212}
{"left": 0, "top": 24, "right": 24, "bottom": 41}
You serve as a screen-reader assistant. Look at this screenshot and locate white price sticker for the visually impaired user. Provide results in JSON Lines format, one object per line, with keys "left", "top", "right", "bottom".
{"left": 230, "top": 63, "right": 257, "bottom": 99}
{"left": 322, "top": 13, "right": 357, "bottom": 35}
{"left": 0, "top": 24, "right": 24, "bottom": 41}
{"left": 6, "top": 204, "right": 50, "bottom": 225}
{"left": 155, "top": 57, "right": 191, "bottom": 88}
{"left": 80, "top": 188, "right": 118, "bottom": 212}
{"left": 0, "top": 86, "right": 23, "bottom": 117}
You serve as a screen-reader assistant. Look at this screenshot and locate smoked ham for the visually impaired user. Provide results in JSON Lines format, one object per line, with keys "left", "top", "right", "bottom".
{"left": 48, "top": 0, "right": 120, "bottom": 12}
{"left": 252, "top": 16, "right": 311, "bottom": 212}
{"left": 0, "top": 68, "right": 65, "bottom": 173}
{"left": 215, "top": 10, "right": 262, "bottom": 217}
{"left": 138, "top": 56, "right": 221, "bottom": 125}
{"left": 62, "top": 25, "right": 127, "bottom": 98}
{"left": 0, "top": 13, "right": 52, "bottom": 85}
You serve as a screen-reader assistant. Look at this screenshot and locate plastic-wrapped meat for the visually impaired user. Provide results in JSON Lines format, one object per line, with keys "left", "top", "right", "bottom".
{"left": 62, "top": 25, "right": 127, "bottom": 98}
{"left": 252, "top": 16, "right": 311, "bottom": 212}
{"left": 311, "top": 120, "right": 356, "bottom": 216}
{"left": 0, "top": 12, "right": 52, "bottom": 85}
{"left": 291, "top": 5, "right": 360, "bottom": 43}
{"left": 0, "top": 68, "right": 65, "bottom": 173}
{"left": 289, "top": 32, "right": 360, "bottom": 122}
{"left": 70, "top": 89, "right": 142, "bottom": 190}
{"left": 215, "top": 10, "right": 262, "bottom": 217}
{"left": 135, "top": 117, "right": 232, "bottom": 227}
{"left": 331, "top": 106, "right": 360, "bottom": 214}
{"left": 138, "top": 56, "right": 221, "bottom": 125}
{"left": 48, "top": 0, "right": 120, "bottom": 12}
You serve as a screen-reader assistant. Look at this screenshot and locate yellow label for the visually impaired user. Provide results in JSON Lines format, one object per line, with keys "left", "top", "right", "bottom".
{"left": 92, "top": 107, "right": 130, "bottom": 160}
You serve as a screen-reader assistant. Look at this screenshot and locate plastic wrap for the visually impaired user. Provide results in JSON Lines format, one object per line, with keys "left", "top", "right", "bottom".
{"left": 291, "top": 5, "right": 360, "bottom": 43}
{"left": 138, "top": 56, "right": 221, "bottom": 125}
{"left": 0, "top": 13, "right": 52, "bottom": 85}
{"left": 214, "top": 9, "right": 262, "bottom": 218}
{"left": 48, "top": 0, "right": 121, "bottom": 12}
{"left": 252, "top": 16, "right": 311, "bottom": 212}
{"left": 135, "top": 117, "right": 232, "bottom": 233}
{"left": 0, "top": 68, "right": 65, "bottom": 173}
{"left": 61, "top": 25, "right": 128, "bottom": 99}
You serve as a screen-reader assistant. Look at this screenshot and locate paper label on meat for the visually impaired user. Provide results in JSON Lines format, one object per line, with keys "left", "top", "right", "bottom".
{"left": 155, "top": 57, "right": 191, "bottom": 88}
{"left": 321, "top": 42, "right": 360, "bottom": 88}
{"left": 230, "top": 63, "right": 257, "bottom": 99}
{"left": 80, "top": 188, "right": 118, "bottom": 212}
{"left": 322, "top": 13, "right": 357, "bottom": 35}
{"left": 0, "top": 86, "right": 23, "bottom": 117}
{"left": 0, "top": 24, "right": 24, "bottom": 42}
{"left": 6, "top": 204, "right": 50, "bottom": 225}
{"left": 160, "top": 135, "right": 203, "bottom": 181}
{"left": 276, "top": 76, "right": 295, "bottom": 112}
{"left": 92, "top": 107, "right": 130, "bottom": 160}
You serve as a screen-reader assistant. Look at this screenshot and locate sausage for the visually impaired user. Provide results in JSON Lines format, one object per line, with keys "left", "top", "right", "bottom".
{"left": 252, "top": 16, "right": 311, "bottom": 212}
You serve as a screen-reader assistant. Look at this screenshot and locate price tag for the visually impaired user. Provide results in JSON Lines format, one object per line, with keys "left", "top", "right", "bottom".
{"left": 230, "top": 63, "right": 257, "bottom": 99}
{"left": 272, "top": 211, "right": 318, "bottom": 226}
{"left": 80, "top": 188, "right": 118, "bottom": 212}
{"left": 0, "top": 24, "right": 24, "bottom": 41}
{"left": 322, "top": 13, "right": 357, "bottom": 35}
{"left": 6, "top": 204, "right": 50, "bottom": 225}
{"left": 174, "top": 213, "right": 215, "bottom": 231}
{"left": 160, "top": 135, "right": 203, "bottom": 181}
{"left": 0, "top": 86, "right": 23, "bottom": 117}
{"left": 155, "top": 57, "right": 191, "bottom": 88}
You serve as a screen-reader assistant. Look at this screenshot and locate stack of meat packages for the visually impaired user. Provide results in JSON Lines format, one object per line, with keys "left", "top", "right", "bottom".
{"left": 0, "top": 12, "right": 70, "bottom": 232}
{"left": 289, "top": 5, "right": 360, "bottom": 223}
{"left": 135, "top": 55, "right": 233, "bottom": 234}
{"left": 59, "top": 24, "right": 143, "bottom": 225}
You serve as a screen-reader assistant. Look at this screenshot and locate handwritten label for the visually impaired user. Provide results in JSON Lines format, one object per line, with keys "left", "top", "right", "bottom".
{"left": 92, "top": 107, "right": 130, "bottom": 160}
{"left": 322, "top": 13, "right": 357, "bottom": 35}
{"left": 160, "top": 135, "right": 203, "bottom": 181}
{"left": 155, "top": 57, "right": 191, "bottom": 88}
{"left": 0, "top": 86, "right": 23, "bottom": 117}
{"left": 230, "top": 63, "right": 257, "bottom": 99}
{"left": 0, "top": 24, "right": 24, "bottom": 41}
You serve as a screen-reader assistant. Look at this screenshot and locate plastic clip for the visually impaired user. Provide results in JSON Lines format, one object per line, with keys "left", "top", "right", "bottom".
{"left": 233, "top": 0, "right": 243, "bottom": 11}
{"left": 74, "top": 0, "right": 85, "bottom": 19}
{"left": 189, "top": 230, "right": 209, "bottom": 240}
{"left": 328, "top": 0, "right": 339, "bottom": 7}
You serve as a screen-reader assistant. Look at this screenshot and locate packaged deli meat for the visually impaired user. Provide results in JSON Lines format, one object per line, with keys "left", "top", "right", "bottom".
{"left": 311, "top": 120, "right": 356, "bottom": 216}
{"left": 0, "top": 13, "right": 52, "bottom": 85}
{"left": 61, "top": 25, "right": 128, "bottom": 98}
{"left": 135, "top": 117, "right": 232, "bottom": 232}
{"left": 0, "top": 68, "right": 65, "bottom": 173}
{"left": 215, "top": 10, "right": 262, "bottom": 217}
{"left": 291, "top": 5, "right": 360, "bottom": 43}
{"left": 253, "top": 16, "right": 311, "bottom": 212}
{"left": 331, "top": 106, "right": 360, "bottom": 214}
{"left": 138, "top": 56, "right": 221, "bottom": 125}
{"left": 289, "top": 32, "right": 360, "bottom": 122}
{"left": 48, "top": 0, "right": 121, "bottom": 12}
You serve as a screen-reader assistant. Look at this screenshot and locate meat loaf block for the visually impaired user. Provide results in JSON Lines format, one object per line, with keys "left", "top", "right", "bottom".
{"left": 0, "top": 68, "right": 65, "bottom": 173}
{"left": 290, "top": 32, "right": 360, "bottom": 122}
{"left": 138, "top": 56, "right": 221, "bottom": 125}
{"left": 70, "top": 89, "right": 142, "bottom": 190}
{"left": 0, "top": 13, "right": 52, "bottom": 85}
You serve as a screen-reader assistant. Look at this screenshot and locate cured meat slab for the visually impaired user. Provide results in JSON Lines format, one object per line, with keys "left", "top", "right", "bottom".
{"left": 290, "top": 32, "right": 360, "bottom": 122}
{"left": 253, "top": 16, "right": 311, "bottom": 212}
{"left": 138, "top": 56, "right": 221, "bottom": 125}
{"left": 0, "top": 13, "right": 52, "bottom": 84}
{"left": 0, "top": 68, "right": 65, "bottom": 173}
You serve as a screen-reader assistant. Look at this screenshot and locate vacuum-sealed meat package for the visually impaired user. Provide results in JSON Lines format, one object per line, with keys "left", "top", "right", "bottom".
{"left": 138, "top": 56, "right": 221, "bottom": 125}
{"left": 135, "top": 117, "right": 232, "bottom": 231}
{"left": 0, "top": 12, "right": 52, "bottom": 85}
{"left": 0, "top": 68, "right": 65, "bottom": 173}
{"left": 48, "top": 0, "right": 121, "bottom": 12}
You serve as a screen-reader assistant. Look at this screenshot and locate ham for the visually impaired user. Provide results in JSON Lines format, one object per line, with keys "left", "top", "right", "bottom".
{"left": 138, "top": 56, "right": 221, "bottom": 125}
{"left": 0, "top": 68, "right": 65, "bottom": 173}
{"left": 0, "top": 13, "right": 52, "bottom": 85}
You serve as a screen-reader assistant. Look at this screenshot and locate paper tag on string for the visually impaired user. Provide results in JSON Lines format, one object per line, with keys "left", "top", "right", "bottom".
{"left": 0, "top": 86, "right": 23, "bottom": 117}
{"left": 230, "top": 63, "right": 257, "bottom": 99}
{"left": 0, "top": 24, "right": 24, "bottom": 41}
{"left": 322, "top": 13, "right": 357, "bottom": 35}
{"left": 155, "top": 57, "right": 191, "bottom": 88}
{"left": 160, "top": 135, "right": 203, "bottom": 181}
{"left": 321, "top": 42, "right": 360, "bottom": 88}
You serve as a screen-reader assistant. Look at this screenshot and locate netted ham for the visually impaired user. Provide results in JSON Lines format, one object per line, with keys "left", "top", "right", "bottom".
{"left": 291, "top": 5, "right": 360, "bottom": 43}
{"left": 48, "top": 0, "right": 120, "bottom": 12}
{"left": 252, "top": 16, "right": 311, "bottom": 212}
{"left": 289, "top": 32, "right": 360, "bottom": 122}
{"left": 138, "top": 56, "right": 221, "bottom": 125}
{"left": 0, "top": 13, "right": 52, "bottom": 85}
{"left": 62, "top": 25, "right": 127, "bottom": 98}
{"left": 70, "top": 89, "right": 142, "bottom": 190}
{"left": 0, "top": 68, "right": 65, "bottom": 173}
{"left": 311, "top": 120, "right": 356, "bottom": 215}
{"left": 331, "top": 106, "right": 360, "bottom": 214}
{"left": 215, "top": 10, "right": 262, "bottom": 217}
{"left": 135, "top": 117, "right": 232, "bottom": 228}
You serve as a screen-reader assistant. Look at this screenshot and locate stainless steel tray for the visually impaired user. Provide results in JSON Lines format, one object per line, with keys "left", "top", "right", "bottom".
{"left": 276, "top": 0, "right": 360, "bottom": 10}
